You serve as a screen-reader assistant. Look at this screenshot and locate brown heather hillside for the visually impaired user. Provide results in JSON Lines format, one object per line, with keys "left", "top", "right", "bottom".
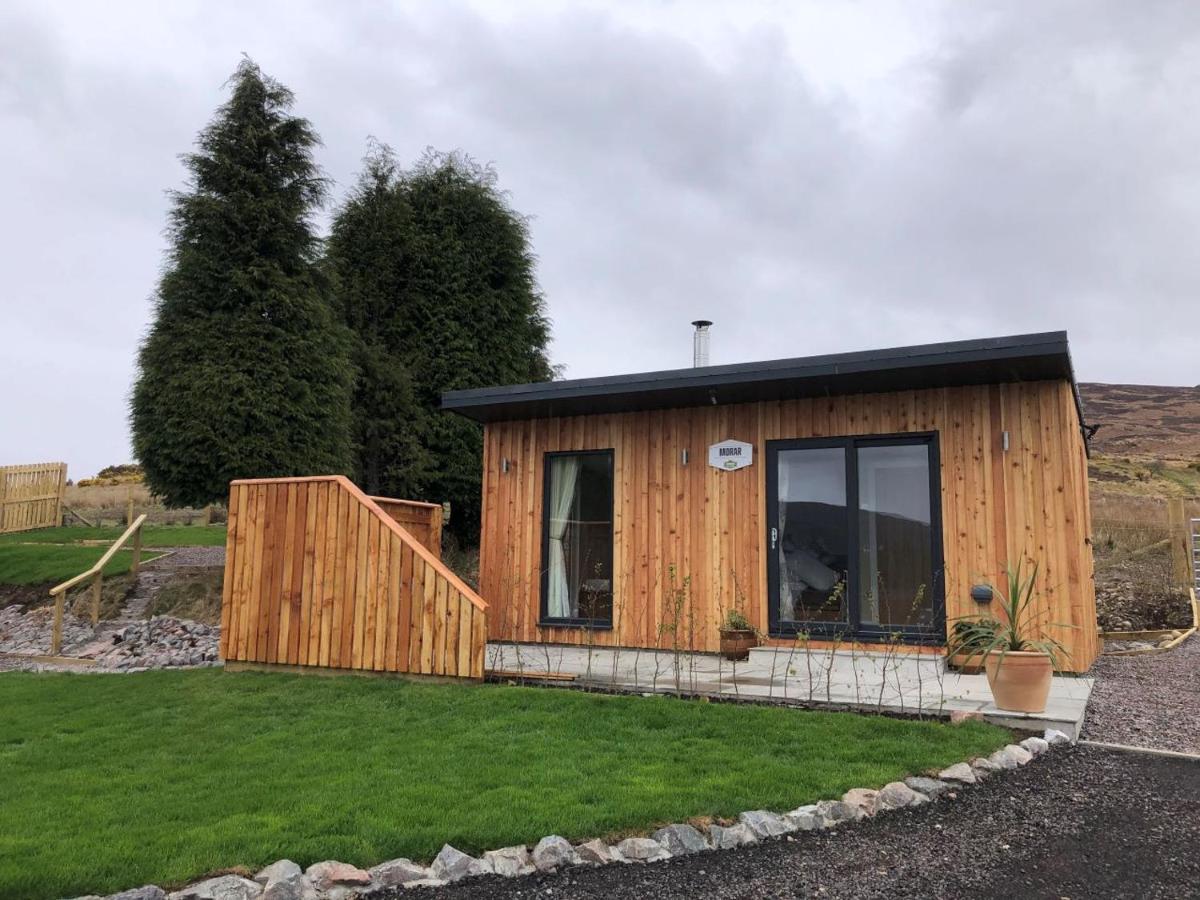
{"left": 1079, "top": 382, "right": 1200, "bottom": 459}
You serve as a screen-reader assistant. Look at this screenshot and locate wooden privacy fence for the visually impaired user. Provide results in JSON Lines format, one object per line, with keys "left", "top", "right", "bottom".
{"left": 370, "top": 496, "right": 443, "bottom": 557}
{"left": 220, "top": 476, "right": 487, "bottom": 679}
{"left": 0, "top": 462, "right": 67, "bottom": 534}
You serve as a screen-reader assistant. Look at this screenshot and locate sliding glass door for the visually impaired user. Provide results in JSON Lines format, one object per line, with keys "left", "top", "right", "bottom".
{"left": 766, "top": 434, "right": 944, "bottom": 642}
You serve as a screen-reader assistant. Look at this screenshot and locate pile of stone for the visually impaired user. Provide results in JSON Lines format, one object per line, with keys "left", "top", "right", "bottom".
{"left": 0, "top": 605, "right": 94, "bottom": 656}
{"left": 81, "top": 616, "right": 219, "bottom": 670}
{"left": 70, "top": 729, "right": 1072, "bottom": 900}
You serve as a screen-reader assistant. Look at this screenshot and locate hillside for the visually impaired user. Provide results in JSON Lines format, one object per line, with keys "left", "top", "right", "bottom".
{"left": 1079, "top": 382, "right": 1200, "bottom": 459}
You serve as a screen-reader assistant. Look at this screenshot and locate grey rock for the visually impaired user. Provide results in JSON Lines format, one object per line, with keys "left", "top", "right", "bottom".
{"left": 431, "top": 844, "right": 484, "bottom": 882}
{"left": 261, "top": 873, "right": 316, "bottom": 900}
{"left": 1006, "top": 743, "right": 1034, "bottom": 765}
{"left": 708, "top": 823, "right": 757, "bottom": 849}
{"left": 109, "top": 889, "right": 168, "bottom": 900}
{"left": 815, "top": 800, "right": 862, "bottom": 826}
{"left": 904, "top": 776, "right": 951, "bottom": 799}
{"left": 988, "top": 747, "right": 1020, "bottom": 770}
{"left": 483, "top": 845, "right": 533, "bottom": 877}
{"left": 575, "top": 839, "right": 622, "bottom": 865}
{"left": 785, "top": 804, "right": 821, "bottom": 831}
{"left": 1044, "top": 728, "right": 1071, "bottom": 746}
{"left": 304, "top": 861, "right": 371, "bottom": 890}
{"left": 368, "top": 858, "right": 430, "bottom": 887}
{"left": 255, "top": 861, "right": 301, "bottom": 886}
{"left": 842, "top": 788, "right": 880, "bottom": 816}
{"left": 532, "top": 835, "right": 581, "bottom": 872}
{"left": 971, "top": 756, "right": 1002, "bottom": 778}
{"left": 167, "top": 875, "right": 262, "bottom": 900}
{"left": 939, "top": 762, "right": 977, "bottom": 784}
{"left": 878, "top": 781, "right": 922, "bottom": 810}
{"left": 615, "top": 837, "right": 671, "bottom": 862}
{"left": 1020, "top": 736, "right": 1050, "bottom": 757}
{"left": 738, "top": 809, "right": 794, "bottom": 838}
{"left": 652, "top": 823, "right": 708, "bottom": 855}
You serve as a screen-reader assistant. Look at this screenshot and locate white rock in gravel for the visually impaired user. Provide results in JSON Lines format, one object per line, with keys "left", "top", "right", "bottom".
{"left": 785, "top": 804, "right": 822, "bottom": 831}
{"left": 708, "top": 823, "right": 757, "bottom": 849}
{"left": 255, "top": 861, "right": 301, "bottom": 886}
{"left": 652, "top": 823, "right": 708, "bottom": 855}
{"left": 738, "top": 809, "right": 794, "bottom": 838}
{"left": 842, "top": 788, "right": 881, "bottom": 816}
{"left": 814, "top": 800, "right": 862, "bottom": 826}
{"left": 615, "top": 837, "right": 671, "bottom": 862}
{"left": 878, "top": 781, "right": 922, "bottom": 810}
{"left": 532, "top": 835, "right": 581, "bottom": 872}
{"left": 167, "top": 875, "right": 262, "bottom": 900}
{"left": 1020, "top": 736, "right": 1050, "bottom": 757}
{"left": 905, "top": 776, "right": 951, "bottom": 799}
{"left": 483, "top": 845, "right": 534, "bottom": 877}
{"left": 261, "top": 873, "right": 316, "bottom": 900}
{"left": 402, "top": 878, "right": 448, "bottom": 888}
{"left": 576, "top": 838, "right": 623, "bottom": 865}
{"left": 971, "top": 756, "right": 1002, "bottom": 778}
{"left": 1006, "top": 743, "right": 1034, "bottom": 765}
{"left": 430, "top": 844, "right": 489, "bottom": 881}
{"left": 368, "top": 858, "right": 431, "bottom": 887}
{"left": 938, "top": 762, "right": 977, "bottom": 784}
{"left": 304, "top": 861, "right": 371, "bottom": 891}
{"left": 108, "top": 889, "right": 168, "bottom": 900}
{"left": 988, "top": 747, "right": 1021, "bottom": 770}
{"left": 1044, "top": 728, "right": 1071, "bottom": 746}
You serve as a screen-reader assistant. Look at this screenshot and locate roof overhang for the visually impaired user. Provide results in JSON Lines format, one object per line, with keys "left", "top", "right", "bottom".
{"left": 441, "top": 331, "right": 1082, "bottom": 426}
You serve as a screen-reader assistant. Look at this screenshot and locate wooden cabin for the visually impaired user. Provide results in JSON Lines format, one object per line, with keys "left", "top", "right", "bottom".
{"left": 442, "top": 332, "right": 1100, "bottom": 673}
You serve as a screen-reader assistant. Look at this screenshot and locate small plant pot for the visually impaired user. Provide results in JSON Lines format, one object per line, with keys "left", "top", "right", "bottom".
{"left": 719, "top": 628, "right": 757, "bottom": 661}
{"left": 984, "top": 650, "right": 1053, "bottom": 713}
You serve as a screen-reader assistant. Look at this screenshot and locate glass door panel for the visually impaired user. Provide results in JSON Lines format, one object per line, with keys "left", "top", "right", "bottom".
{"left": 856, "top": 443, "right": 935, "bottom": 630}
{"left": 774, "top": 447, "right": 849, "bottom": 629}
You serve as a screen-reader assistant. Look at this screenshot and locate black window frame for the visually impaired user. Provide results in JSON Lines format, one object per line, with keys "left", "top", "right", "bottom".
{"left": 765, "top": 432, "right": 945, "bottom": 644}
{"left": 538, "top": 448, "right": 616, "bottom": 630}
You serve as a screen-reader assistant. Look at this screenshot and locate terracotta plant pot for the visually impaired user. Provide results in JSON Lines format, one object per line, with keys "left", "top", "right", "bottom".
{"left": 719, "top": 628, "right": 757, "bottom": 661}
{"left": 984, "top": 650, "right": 1053, "bottom": 713}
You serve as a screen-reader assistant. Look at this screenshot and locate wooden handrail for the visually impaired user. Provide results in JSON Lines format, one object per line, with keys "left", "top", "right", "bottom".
{"left": 47, "top": 513, "right": 147, "bottom": 655}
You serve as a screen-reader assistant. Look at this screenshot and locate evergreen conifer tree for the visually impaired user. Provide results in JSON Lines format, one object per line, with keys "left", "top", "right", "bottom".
{"left": 132, "top": 60, "right": 353, "bottom": 507}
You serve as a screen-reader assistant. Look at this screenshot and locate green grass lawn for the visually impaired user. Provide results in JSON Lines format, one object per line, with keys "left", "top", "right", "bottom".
{"left": 0, "top": 524, "right": 227, "bottom": 548}
{"left": 0, "top": 544, "right": 165, "bottom": 586}
{"left": 0, "top": 670, "right": 1010, "bottom": 899}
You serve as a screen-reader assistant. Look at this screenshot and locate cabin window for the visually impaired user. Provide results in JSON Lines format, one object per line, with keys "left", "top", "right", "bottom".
{"left": 540, "top": 450, "right": 614, "bottom": 627}
{"left": 766, "top": 434, "right": 943, "bottom": 642}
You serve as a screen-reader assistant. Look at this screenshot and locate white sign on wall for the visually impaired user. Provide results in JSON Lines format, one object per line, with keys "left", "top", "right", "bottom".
{"left": 708, "top": 439, "right": 753, "bottom": 471}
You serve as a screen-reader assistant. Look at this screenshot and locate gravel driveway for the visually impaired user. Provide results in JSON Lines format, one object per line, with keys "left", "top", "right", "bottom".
{"left": 1083, "top": 636, "right": 1200, "bottom": 753}
{"left": 391, "top": 745, "right": 1198, "bottom": 900}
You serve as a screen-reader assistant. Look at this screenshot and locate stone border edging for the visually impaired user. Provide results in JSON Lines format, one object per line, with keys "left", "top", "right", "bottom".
{"left": 66, "top": 728, "right": 1072, "bottom": 900}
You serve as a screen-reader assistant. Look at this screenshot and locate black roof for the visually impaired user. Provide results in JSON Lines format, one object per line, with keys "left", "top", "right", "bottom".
{"left": 441, "top": 331, "right": 1083, "bottom": 425}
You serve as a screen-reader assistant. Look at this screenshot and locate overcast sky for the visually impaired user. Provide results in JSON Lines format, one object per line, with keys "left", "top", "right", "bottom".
{"left": 3, "top": 1, "right": 1198, "bottom": 479}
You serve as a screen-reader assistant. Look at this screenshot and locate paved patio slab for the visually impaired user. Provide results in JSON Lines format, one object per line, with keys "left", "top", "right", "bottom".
{"left": 487, "top": 642, "right": 1092, "bottom": 739}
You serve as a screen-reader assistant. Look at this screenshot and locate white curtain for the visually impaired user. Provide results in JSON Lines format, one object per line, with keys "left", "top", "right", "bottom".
{"left": 547, "top": 457, "right": 582, "bottom": 618}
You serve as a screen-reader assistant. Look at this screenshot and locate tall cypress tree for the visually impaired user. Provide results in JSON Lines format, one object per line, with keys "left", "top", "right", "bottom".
{"left": 132, "top": 60, "right": 353, "bottom": 507}
{"left": 327, "top": 144, "right": 430, "bottom": 498}
{"left": 329, "top": 149, "right": 552, "bottom": 543}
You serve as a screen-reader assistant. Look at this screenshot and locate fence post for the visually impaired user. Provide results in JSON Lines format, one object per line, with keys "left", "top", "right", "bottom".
{"left": 91, "top": 571, "right": 103, "bottom": 626}
{"left": 126, "top": 487, "right": 134, "bottom": 527}
{"left": 1168, "top": 498, "right": 1191, "bottom": 585}
{"left": 132, "top": 524, "right": 143, "bottom": 576}
{"left": 51, "top": 591, "right": 65, "bottom": 656}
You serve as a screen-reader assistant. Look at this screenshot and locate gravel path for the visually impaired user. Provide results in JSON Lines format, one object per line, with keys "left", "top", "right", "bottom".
{"left": 1083, "top": 636, "right": 1200, "bottom": 753}
{"left": 390, "top": 746, "right": 1198, "bottom": 900}
{"left": 145, "top": 545, "right": 225, "bottom": 567}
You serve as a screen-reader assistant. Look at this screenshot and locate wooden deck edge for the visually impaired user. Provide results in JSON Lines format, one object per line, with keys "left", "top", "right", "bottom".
{"left": 223, "top": 659, "right": 481, "bottom": 684}
{"left": 486, "top": 668, "right": 577, "bottom": 682}
{"left": 0, "top": 652, "right": 97, "bottom": 667}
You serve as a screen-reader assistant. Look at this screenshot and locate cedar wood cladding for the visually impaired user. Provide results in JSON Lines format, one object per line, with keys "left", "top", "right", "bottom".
{"left": 478, "top": 380, "right": 1100, "bottom": 672}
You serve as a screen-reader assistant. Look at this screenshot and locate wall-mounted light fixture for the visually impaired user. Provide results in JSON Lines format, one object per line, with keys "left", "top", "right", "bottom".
{"left": 1001, "top": 431, "right": 1010, "bottom": 452}
{"left": 681, "top": 449, "right": 689, "bottom": 466}
{"left": 501, "top": 458, "right": 511, "bottom": 474}
{"left": 970, "top": 584, "right": 994, "bottom": 604}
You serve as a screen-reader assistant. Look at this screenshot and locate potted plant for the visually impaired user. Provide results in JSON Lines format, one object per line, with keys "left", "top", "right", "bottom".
{"left": 718, "top": 608, "right": 758, "bottom": 661}
{"left": 947, "top": 561, "right": 1071, "bottom": 713}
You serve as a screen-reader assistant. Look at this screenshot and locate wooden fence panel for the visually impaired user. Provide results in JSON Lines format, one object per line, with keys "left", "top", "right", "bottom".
{"left": 370, "top": 496, "right": 444, "bottom": 557}
{"left": 221, "top": 476, "right": 485, "bottom": 679}
{"left": 0, "top": 462, "right": 67, "bottom": 534}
